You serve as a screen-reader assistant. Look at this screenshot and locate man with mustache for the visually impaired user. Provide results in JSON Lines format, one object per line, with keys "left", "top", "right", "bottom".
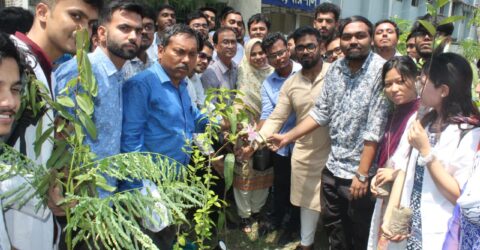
{"left": 313, "top": 2, "right": 341, "bottom": 53}
{"left": 201, "top": 27, "right": 238, "bottom": 91}
{"left": 186, "top": 11, "right": 210, "bottom": 40}
{"left": 123, "top": 7, "right": 156, "bottom": 79}
{"left": 146, "top": 4, "right": 176, "bottom": 61}
{"left": 121, "top": 24, "right": 208, "bottom": 249}
{"left": 55, "top": 0, "right": 143, "bottom": 199}
{"left": 219, "top": 9, "right": 244, "bottom": 64}
{"left": 269, "top": 16, "right": 389, "bottom": 250}
{"left": 373, "top": 19, "right": 401, "bottom": 60}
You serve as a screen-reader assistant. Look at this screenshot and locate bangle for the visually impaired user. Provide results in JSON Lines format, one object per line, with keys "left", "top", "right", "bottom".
{"left": 418, "top": 151, "right": 435, "bottom": 166}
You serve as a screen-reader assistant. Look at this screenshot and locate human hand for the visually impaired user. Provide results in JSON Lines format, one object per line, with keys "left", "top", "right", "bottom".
{"left": 407, "top": 120, "right": 431, "bottom": 156}
{"left": 234, "top": 145, "right": 255, "bottom": 161}
{"left": 371, "top": 175, "right": 378, "bottom": 195}
{"left": 380, "top": 224, "right": 409, "bottom": 242}
{"left": 375, "top": 168, "right": 396, "bottom": 188}
{"left": 267, "top": 133, "right": 289, "bottom": 152}
{"left": 350, "top": 176, "right": 368, "bottom": 200}
{"left": 47, "top": 183, "right": 66, "bottom": 216}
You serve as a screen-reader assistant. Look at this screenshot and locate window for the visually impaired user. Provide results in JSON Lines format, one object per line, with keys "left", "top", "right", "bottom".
{"left": 411, "top": 0, "right": 419, "bottom": 6}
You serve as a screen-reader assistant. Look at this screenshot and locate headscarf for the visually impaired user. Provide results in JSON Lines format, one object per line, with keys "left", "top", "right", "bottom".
{"left": 236, "top": 38, "right": 273, "bottom": 119}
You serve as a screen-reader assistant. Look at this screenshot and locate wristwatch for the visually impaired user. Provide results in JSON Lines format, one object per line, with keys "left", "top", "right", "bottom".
{"left": 355, "top": 172, "right": 368, "bottom": 183}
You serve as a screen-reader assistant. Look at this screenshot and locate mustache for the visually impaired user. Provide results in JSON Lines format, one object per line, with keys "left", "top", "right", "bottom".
{"left": 177, "top": 63, "right": 189, "bottom": 71}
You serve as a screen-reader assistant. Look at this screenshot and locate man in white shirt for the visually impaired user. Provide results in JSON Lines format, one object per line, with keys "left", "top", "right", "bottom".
{"left": 187, "top": 39, "right": 213, "bottom": 108}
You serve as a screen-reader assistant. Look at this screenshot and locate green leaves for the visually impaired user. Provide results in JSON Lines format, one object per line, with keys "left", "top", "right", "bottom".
{"left": 76, "top": 93, "right": 94, "bottom": 115}
{"left": 439, "top": 16, "right": 464, "bottom": 26}
{"left": 419, "top": 20, "right": 436, "bottom": 37}
{"left": 223, "top": 153, "right": 235, "bottom": 192}
{"left": 56, "top": 95, "right": 75, "bottom": 108}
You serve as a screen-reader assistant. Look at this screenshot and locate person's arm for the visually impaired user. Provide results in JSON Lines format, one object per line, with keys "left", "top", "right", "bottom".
{"left": 350, "top": 141, "right": 377, "bottom": 199}
{"left": 121, "top": 79, "right": 150, "bottom": 153}
{"left": 267, "top": 116, "right": 319, "bottom": 151}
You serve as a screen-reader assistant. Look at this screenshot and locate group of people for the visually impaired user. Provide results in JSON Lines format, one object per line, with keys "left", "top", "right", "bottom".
{"left": 0, "top": 0, "right": 479, "bottom": 249}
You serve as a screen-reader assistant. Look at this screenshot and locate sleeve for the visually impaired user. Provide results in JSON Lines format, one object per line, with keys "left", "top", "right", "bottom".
{"left": 449, "top": 128, "right": 480, "bottom": 187}
{"left": 309, "top": 69, "right": 333, "bottom": 126}
{"left": 121, "top": 79, "right": 150, "bottom": 153}
{"left": 0, "top": 173, "right": 50, "bottom": 220}
{"left": 194, "top": 78, "right": 206, "bottom": 106}
{"left": 193, "top": 104, "right": 208, "bottom": 133}
{"left": 363, "top": 73, "right": 390, "bottom": 142}
{"left": 258, "top": 79, "right": 293, "bottom": 139}
{"left": 260, "top": 80, "right": 273, "bottom": 121}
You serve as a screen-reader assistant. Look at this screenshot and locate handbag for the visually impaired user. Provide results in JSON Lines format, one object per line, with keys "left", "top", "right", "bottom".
{"left": 252, "top": 147, "right": 273, "bottom": 171}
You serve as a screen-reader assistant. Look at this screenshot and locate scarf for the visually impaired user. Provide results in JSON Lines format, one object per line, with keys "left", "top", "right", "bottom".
{"left": 377, "top": 99, "right": 420, "bottom": 168}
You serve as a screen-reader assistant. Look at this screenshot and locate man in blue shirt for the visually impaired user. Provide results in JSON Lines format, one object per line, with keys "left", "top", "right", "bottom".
{"left": 121, "top": 24, "right": 208, "bottom": 249}
{"left": 55, "top": 0, "right": 144, "bottom": 198}
{"left": 121, "top": 24, "right": 208, "bottom": 166}
{"left": 257, "top": 32, "right": 302, "bottom": 241}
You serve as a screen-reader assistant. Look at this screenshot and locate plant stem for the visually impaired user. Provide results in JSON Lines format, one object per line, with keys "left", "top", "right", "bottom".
{"left": 65, "top": 146, "right": 77, "bottom": 250}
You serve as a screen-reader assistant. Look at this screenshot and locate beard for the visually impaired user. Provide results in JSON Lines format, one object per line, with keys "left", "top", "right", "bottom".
{"left": 299, "top": 53, "right": 321, "bottom": 69}
{"left": 107, "top": 39, "right": 138, "bottom": 60}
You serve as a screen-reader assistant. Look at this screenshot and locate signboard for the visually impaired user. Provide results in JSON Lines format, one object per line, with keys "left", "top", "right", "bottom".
{"left": 262, "top": 0, "right": 321, "bottom": 11}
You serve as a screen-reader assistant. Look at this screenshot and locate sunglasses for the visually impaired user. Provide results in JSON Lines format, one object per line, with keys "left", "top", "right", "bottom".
{"left": 198, "top": 52, "right": 212, "bottom": 62}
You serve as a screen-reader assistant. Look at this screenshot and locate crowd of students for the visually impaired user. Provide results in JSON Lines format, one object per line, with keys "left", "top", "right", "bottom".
{"left": 0, "top": 0, "right": 479, "bottom": 249}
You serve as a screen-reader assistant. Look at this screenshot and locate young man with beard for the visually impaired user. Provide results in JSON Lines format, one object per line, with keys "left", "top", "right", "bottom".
{"left": 256, "top": 32, "right": 302, "bottom": 244}
{"left": 313, "top": 2, "right": 341, "bottom": 53}
{"left": 201, "top": 27, "right": 238, "bottom": 91}
{"left": 6, "top": 0, "right": 101, "bottom": 249}
{"left": 55, "top": 0, "right": 143, "bottom": 200}
{"left": 269, "top": 16, "right": 389, "bottom": 250}
{"left": 121, "top": 24, "right": 209, "bottom": 249}
{"left": 146, "top": 4, "right": 176, "bottom": 61}
{"left": 186, "top": 39, "right": 213, "bottom": 108}
{"left": 239, "top": 27, "right": 331, "bottom": 249}
{"left": 373, "top": 19, "right": 401, "bottom": 60}
{"left": 123, "top": 7, "right": 156, "bottom": 79}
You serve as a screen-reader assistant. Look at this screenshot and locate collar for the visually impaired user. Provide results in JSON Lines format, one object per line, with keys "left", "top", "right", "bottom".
{"left": 271, "top": 60, "right": 301, "bottom": 80}
{"left": 154, "top": 62, "right": 187, "bottom": 88}
{"left": 91, "top": 47, "right": 120, "bottom": 77}
{"left": 15, "top": 32, "right": 53, "bottom": 85}
{"left": 340, "top": 51, "right": 374, "bottom": 76}
{"left": 216, "top": 59, "right": 236, "bottom": 74}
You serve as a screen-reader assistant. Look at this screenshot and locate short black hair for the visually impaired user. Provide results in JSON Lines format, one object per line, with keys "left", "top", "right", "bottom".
{"left": 221, "top": 9, "right": 242, "bottom": 22}
{"left": 261, "top": 32, "right": 287, "bottom": 52}
{"left": 157, "top": 4, "right": 175, "bottom": 17}
{"left": 0, "top": 7, "right": 34, "bottom": 35}
{"left": 203, "top": 39, "right": 214, "bottom": 51}
{"left": 0, "top": 32, "right": 26, "bottom": 86}
{"left": 325, "top": 31, "right": 340, "bottom": 47}
{"left": 339, "top": 15, "right": 373, "bottom": 37}
{"left": 247, "top": 13, "right": 271, "bottom": 31}
{"left": 287, "top": 32, "right": 295, "bottom": 41}
{"left": 212, "top": 27, "right": 236, "bottom": 45}
{"left": 199, "top": 7, "right": 217, "bottom": 16}
{"left": 314, "top": 2, "right": 341, "bottom": 21}
{"left": 374, "top": 19, "right": 400, "bottom": 37}
{"left": 161, "top": 24, "right": 203, "bottom": 52}
{"left": 81, "top": 0, "right": 104, "bottom": 10}
{"left": 142, "top": 6, "right": 156, "bottom": 22}
{"left": 292, "top": 26, "right": 322, "bottom": 44}
{"left": 411, "top": 14, "right": 454, "bottom": 36}
{"left": 99, "top": 0, "right": 144, "bottom": 25}
{"left": 186, "top": 11, "right": 209, "bottom": 26}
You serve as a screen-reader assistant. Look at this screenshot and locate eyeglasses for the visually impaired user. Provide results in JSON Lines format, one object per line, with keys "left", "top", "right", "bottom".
{"left": 324, "top": 46, "right": 342, "bottom": 58}
{"left": 267, "top": 49, "right": 288, "bottom": 60}
{"left": 198, "top": 52, "right": 212, "bottom": 62}
{"left": 191, "top": 23, "right": 208, "bottom": 29}
{"left": 295, "top": 43, "right": 317, "bottom": 53}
